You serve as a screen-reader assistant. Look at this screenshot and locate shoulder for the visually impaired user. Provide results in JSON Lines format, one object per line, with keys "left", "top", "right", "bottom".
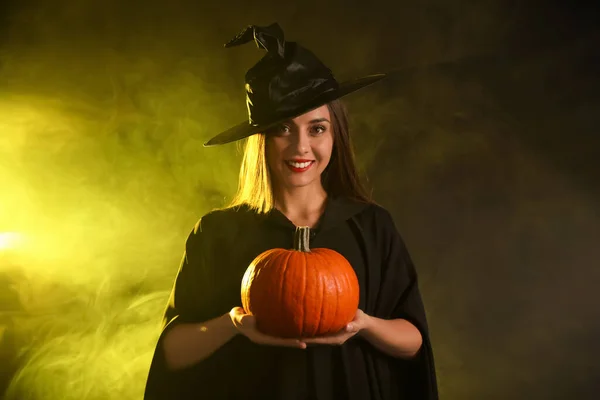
{"left": 189, "top": 204, "right": 255, "bottom": 238}
{"left": 352, "top": 203, "right": 414, "bottom": 266}
{"left": 353, "top": 201, "right": 398, "bottom": 231}
{"left": 350, "top": 201, "right": 406, "bottom": 252}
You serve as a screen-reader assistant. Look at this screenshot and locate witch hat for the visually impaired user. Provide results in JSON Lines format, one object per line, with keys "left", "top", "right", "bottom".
{"left": 204, "top": 23, "right": 386, "bottom": 146}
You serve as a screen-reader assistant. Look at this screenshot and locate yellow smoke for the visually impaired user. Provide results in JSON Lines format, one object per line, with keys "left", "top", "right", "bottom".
{"left": 0, "top": 43, "right": 241, "bottom": 398}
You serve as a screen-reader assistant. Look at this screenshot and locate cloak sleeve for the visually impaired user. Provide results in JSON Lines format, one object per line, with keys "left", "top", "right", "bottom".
{"left": 375, "top": 207, "right": 439, "bottom": 400}
{"left": 143, "top": 217, "right": 222, "bottom": 400}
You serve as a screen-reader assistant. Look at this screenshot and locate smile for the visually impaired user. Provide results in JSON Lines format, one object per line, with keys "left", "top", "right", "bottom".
{"left": 286, "top": 160, "right": 315, "bottom": 172}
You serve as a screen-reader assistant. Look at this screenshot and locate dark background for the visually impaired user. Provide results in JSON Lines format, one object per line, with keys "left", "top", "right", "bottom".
{"left": 0, "top": 0, "right": 599, "bottom": 399}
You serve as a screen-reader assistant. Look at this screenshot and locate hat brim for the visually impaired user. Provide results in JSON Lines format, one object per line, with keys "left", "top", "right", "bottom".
{"left": 203, "top": 73, "right": 386, "bottom": 147}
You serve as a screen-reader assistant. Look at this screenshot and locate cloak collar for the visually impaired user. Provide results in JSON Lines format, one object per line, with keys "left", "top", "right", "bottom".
{"left": 262, "top": 196, "right": 371, "bottom": 233}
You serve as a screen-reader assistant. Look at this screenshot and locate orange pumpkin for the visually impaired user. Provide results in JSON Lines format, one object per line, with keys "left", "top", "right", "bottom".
{"left": 241, "top": 226, "right": 360, "bottom": 338}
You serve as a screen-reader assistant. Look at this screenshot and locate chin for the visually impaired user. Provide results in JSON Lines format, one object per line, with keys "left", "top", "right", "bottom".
{"left": 285, "top": 179, "right": 314, "bottom": 188}
{"left": 282, "top": 175, "right": 319, "bottom": 188}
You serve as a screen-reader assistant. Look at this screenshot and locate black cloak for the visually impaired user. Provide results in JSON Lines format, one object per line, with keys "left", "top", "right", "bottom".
{"left": 144, "top": 196, "right": 438, "bottom": 400}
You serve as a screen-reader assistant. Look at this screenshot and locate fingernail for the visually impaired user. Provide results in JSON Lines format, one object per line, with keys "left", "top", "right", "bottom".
{"left": 347, "top": 324, "right": 353, "bottom": 331}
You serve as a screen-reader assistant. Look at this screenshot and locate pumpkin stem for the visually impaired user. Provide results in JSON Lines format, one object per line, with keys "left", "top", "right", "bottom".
{"left": 293, "top": 226, "right": 311, "bottom": 252}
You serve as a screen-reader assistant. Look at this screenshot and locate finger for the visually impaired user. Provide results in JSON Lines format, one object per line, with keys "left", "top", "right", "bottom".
{"left": 301, "top": 335, "right": 346, "bottom": 345}
{"left": 260, "top": 336, "right": 306, "bottom": 348}
{"left": 303, "top": 338, "right": 342, "bottom": 345}
{"left": 302, "top": 335, "right": 333, "bottom": 344}
{"left": 238, "top": 313, "right": 255, "bottom": 325}
{"left": 257, "top": 338, "right": 306, "bottom": 348}
{"left": 253, "top": 333, "right": 306, "bottom": 348}
{"left": 230, "top": 307, "right": 245, "bottom": 319}
{"left": 231, "top": 306, "right": 244, "bottom": 313}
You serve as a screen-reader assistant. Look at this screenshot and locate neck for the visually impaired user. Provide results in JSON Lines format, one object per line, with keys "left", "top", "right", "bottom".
{"left": 273, "top": 184, "right": 328, "bottom": 220}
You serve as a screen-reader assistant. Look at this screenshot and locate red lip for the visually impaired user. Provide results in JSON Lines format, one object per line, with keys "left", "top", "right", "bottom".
{"left": 287, "top": 159, "right": 313, "bottom": 162}
{"left": 286, "top": 160, "right": 315, "bottom": 173}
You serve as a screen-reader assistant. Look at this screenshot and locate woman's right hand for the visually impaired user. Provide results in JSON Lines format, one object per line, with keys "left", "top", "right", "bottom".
{"left": 229, "top": 306, "right": 306, "bottom": 349}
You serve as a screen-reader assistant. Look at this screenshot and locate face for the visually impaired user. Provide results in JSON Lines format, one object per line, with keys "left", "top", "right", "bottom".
{"left": 265, "top": 105, "right": 334, "bottom": 191}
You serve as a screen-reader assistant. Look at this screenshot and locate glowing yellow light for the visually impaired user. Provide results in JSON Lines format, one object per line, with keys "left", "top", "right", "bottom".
{"left": 0, "top": 232, "right": 25, "bottom": 251}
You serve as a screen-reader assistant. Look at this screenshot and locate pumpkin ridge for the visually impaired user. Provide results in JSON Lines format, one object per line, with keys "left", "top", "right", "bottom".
{"left": 345, "top": 259, "right": 360, "bottom": 324}
{"left": 343, "top": 257, "right": 357, "bottom": 326}
{"left": 314, "top": 250, "right": 327, "bottom": 336}
{"left": 242, "top": 249, "right": 272, "bottom": 315}
{"left": 314, "top": 250, "right": 331, "bottom": 333}
{"left": 240, "top": 264, "right": 253, "bottom": 312}
{"left": 280, "top": 250, "right": 294, "bottom": 337}
{"left": 330, "top": 252, "right": 342, "bottom": 334}
{"left": 253, "top": 252, "right": 274, "bottom": 321}
{"left": 261, "top": 251, "right": 277, "bottom": 335}
{"left": 301, "top": 249, "right": 308, "bottom": 337}
{"left": 340, "top": 262, "right": 352, "bottom": 325}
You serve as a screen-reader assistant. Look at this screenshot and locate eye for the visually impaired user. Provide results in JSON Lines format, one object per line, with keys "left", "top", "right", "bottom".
{"left": 311, "top": 125, "right": 327, "bottom": 135}
{"left": 268, "top": 124, "right": 291, "bottom": 136}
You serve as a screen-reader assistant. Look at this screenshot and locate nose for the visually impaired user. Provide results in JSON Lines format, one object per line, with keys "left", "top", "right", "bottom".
{"left": 293, "top": 130, "right": 310, "bottom": 154}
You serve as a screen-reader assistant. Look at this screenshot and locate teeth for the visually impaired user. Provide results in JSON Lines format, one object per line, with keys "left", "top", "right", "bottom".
{"left": 287, "top": 161, "right": 312, "bottom": 168}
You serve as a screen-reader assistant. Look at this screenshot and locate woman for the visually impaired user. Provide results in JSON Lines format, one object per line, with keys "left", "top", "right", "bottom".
{"left": 144, "top": 23, "right": 438, "bottom": 400}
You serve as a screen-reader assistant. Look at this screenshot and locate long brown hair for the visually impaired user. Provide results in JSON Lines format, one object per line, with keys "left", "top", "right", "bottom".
{"left": 228, "top": 99, "right": 372, "bottom": 213}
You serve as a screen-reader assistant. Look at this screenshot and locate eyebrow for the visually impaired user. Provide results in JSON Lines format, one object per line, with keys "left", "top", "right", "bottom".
{"left": 283, "top": 117, "right": 331, "bottom": 125}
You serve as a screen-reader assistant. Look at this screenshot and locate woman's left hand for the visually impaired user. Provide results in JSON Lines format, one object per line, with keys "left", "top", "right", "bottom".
{"left": 301, "top": 309, "right": 371, "bottom": 346}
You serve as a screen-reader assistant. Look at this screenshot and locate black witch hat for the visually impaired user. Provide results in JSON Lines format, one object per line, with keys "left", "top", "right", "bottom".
{"left": 203, "top": 23, "right": 386, "bottom": 146}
